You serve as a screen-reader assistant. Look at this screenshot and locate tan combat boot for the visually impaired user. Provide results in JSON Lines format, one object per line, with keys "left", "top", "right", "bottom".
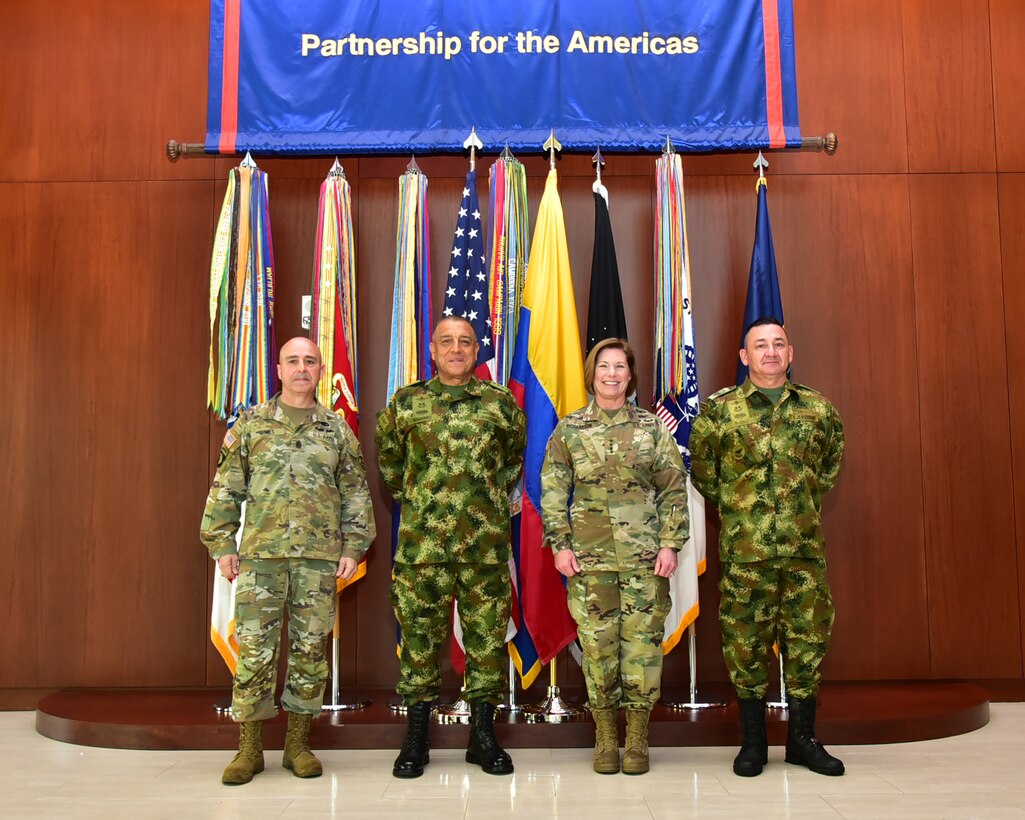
{"left": 282, "top": 712, "right": 323, "bottom": 778}
{"left": 221, "top": 720, "right": 265, "bottom": 785}
{"left": 622, "top": 709, "right": 650, "bottom": 775}
{"left": 591, "top": 708, "right": 620, "bottom": 774}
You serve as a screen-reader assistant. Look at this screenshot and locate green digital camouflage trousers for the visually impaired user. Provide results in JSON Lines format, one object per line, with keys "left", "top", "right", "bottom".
{"left": 567, "top": 571, "right": 671, "bottom": 709}
{"left": 231, "top": 557, "right": 336, "bottom": 722}
{"left": 390, "top": 562, "right": 510, "bottom": 705}
{"left": 718, "top": 557, "right": 834, "bottom": 700}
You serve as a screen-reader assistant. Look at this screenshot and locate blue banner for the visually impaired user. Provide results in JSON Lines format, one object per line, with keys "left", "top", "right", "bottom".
{"left": 207, "top": 0, "right": 800, "bottom": 155}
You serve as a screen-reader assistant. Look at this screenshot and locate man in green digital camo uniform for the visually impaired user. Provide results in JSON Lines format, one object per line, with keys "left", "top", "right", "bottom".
{"left": 376, "top": 317, "right": 526, "bottom": 779}
{"left": 689, "top": 318, "right": 845, "bottom": 777}
{"left": 201, "top": 337, "right": 376, "bottom": 786}
{"left": 541, "top": 338, "right": 689, "bottom": 775}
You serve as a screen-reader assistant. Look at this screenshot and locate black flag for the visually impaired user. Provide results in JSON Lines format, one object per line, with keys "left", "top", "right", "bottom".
{"left": 586, "top": 190, "right": 628, "bottom": 354}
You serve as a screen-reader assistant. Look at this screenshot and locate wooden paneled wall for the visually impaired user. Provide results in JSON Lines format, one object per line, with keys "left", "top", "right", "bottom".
{"left": 2, "top": 0, "right": 1023, "bottom": 697}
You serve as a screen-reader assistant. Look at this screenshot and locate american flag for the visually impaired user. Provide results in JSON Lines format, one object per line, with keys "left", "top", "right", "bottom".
{"left": 654, "top": 394, "right": 682, "bottom": 438}
{"left": 443, "top": 170, "right": 495, "bottom": 380}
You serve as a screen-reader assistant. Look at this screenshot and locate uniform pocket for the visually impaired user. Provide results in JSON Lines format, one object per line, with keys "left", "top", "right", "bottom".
{"left": 721, "top": 424, "right": 768, "bottom": 476}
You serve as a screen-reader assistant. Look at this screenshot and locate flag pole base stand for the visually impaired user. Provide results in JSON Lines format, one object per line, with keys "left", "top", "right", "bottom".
{"left": 522, "top": 686, "right": 586, "bottom": 723}
{"left": 767, "top": 700, "right": 788, "bottom": 710}
{"left": 495, "top": 703, "right": 522, "bottom": 715}
{"left": 388, "top": 701, "right": 408, "bottom": 715}
{"left": 662, "top": 695, "right": 729, "bottom": 711}
{"left": 435, "top": 698, "right": 472, "bottom": 724}
{"left": 321, "top": 697, "right": 371, "bottom": 713}
{"left": 216, "top": 703, "right": 280, "bottom": 716}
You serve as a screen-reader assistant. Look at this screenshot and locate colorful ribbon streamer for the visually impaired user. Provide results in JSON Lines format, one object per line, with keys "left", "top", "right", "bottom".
{"left": 207, "top": 162, "right": 277, "bottom": 419}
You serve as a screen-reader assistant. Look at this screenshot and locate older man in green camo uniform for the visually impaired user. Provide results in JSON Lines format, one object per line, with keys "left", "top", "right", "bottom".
{"left": 376, "top": 317, "right": 526, "bottom": 779}
{"left": 201, "top": 337, "right": 376, "bottom": 786}
{"left": 689, "top": 318, "right": 845, "bottom": 778}
{"left": 541, "top": 338, "right": 689, "bottom": 775}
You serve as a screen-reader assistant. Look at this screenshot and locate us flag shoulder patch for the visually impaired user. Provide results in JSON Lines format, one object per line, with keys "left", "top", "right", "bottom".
{"left": 223, "top": 429, "right": 237, "bottom": 448}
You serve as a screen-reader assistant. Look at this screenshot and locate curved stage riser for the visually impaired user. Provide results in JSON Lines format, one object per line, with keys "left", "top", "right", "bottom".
{"left": 35, "top": 682, "right": 989, "bottom": 750}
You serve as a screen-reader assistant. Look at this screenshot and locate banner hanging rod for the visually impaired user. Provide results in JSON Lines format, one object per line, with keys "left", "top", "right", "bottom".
{"left": 165, "top": 133, "right": 838, "bottom": 162}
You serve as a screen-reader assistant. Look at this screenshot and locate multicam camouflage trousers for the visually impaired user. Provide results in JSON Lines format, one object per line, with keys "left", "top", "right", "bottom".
{"left": 390, "top": 562, "right": 510, "bottom": 706}
{"left": 718, "top": 557, "right": 835, "bottom": 700}
{"left": 567, "top": 571, "right": 671, "bottom": 709}
{"left": 231, "top": 557, "right": 336, "bottom": 722}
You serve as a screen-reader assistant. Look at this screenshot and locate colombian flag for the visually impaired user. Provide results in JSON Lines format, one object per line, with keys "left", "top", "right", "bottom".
{"left": 509, "top": 169, "right": 587, "bottom": 669}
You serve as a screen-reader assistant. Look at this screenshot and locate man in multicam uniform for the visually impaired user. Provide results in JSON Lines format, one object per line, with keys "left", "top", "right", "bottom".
{"left": 375, "top": 316, "right": 526, "bottom": 779}
{"left": 201, "top": 336, "right": 376, "bottom": 786}
{"left": 541, "top": 338, "right": 689, "bottom": 775}
{"left": 689, "top": 318, "right": 845, "bottom": 778}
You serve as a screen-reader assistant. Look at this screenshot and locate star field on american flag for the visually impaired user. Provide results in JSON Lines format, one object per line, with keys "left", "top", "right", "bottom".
{"left": 442, "top": 169, "right": 494, "bottom": 377}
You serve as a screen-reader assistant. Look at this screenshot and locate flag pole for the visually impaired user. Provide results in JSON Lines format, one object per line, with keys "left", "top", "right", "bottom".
{"left": 436, "top": 675, "right": 473, "bottom": 724}
{"left": 768, "top": 650, "right": 789, "bottom": 710}
{"left": 496, "top": 654, "right": 522, "bottom": 715}
{"left": 489, "top": 144, "right": 533, "bottom": 704}
{"left": 463, "top": 126, "right": 483, "bottom": 171}
{"left": 385, "top": 160, "right": 434, "bottom": 713}
{"left": 662, "top": 622, "right": 728, "bottom": 710}
{"left": 543, "top": 129, "right": 562, "bottom": 170}
{"left": 747, "top": 150, "right": 787, "bottom": 711}
{"left": 322, "top": 603, "right": 371, "bottom": 712}
{"left": 166, "top": 133, "right": 841, "bottom": 163}
{"left": 592, "top": 146, "right": 604, "bottom": 188}
{"left": 651, "top": 136, "right": 724, "bottom": 711}
{"left": 523, "top": 659, "right": 585, "bottom": 723}
{"left": 521, "top": 130, "right": 584, "bottom": 725}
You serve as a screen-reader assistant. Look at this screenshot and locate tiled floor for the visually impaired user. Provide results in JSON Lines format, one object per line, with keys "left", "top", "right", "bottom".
{"left": 4, "top": 704, "right": 1024, "bottom": 818}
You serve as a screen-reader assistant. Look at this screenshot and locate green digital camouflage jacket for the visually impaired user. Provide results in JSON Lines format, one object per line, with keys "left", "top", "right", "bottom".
{"left": 200, "top": 396, "right": 376, "bottom": 563}
{"left": 375, "top": 376, "right": 526, "bottom": 565}
{"left": 688, "top": 378, "right": 844, "bottom": 563}
{"left": 540, "top": 401, "right": 690, "bottom": 572}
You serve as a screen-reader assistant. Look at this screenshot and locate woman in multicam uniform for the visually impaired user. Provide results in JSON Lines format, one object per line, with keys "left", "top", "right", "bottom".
{"left": 540, "top": 338, "right": 690, "bottom": 775}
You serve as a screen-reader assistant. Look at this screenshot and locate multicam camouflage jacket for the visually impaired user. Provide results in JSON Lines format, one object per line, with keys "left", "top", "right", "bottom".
{"left": 375, "top": 376, "right": 526, "bottom": 565}
{"left": 540, "top": 401, "right": 690, "bottom": 572}
{"left": 200, "top": 396, "right": 376, "bottom": 563}
{"left": 688, "top": 378, "right": 844, "bottom": 563}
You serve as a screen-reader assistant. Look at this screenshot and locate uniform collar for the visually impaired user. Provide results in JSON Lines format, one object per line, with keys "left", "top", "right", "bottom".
{"left": 426, "top": 375, "right": 485, "bottom": 398}
{"left": 584, "top": 399, "right": 638, "bottom": 424}
{"left": 739, "top": 377, "right": 797, "bottom": 403}
{"left": 260, "top": 394, "right": 332, "bottom": 423}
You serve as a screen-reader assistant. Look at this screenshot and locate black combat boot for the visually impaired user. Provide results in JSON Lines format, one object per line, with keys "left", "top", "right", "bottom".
{"left": 785, "top": 696, "right": 844, "bottom": 776}
{"left": 392, "top": 700, "right": 432, "bottom": 778}
{"left": 733, "top": 697, "right": 769, "bottom": 777}
{"left": 466, "top": 701, "right": 514, "bottom": 775}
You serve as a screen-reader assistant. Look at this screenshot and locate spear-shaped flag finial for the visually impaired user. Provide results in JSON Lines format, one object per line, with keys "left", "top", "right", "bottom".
{"left": 463, "top": 127, "right": 483, "bottom": 171}
{"left": 543, "top": 129, "right": 562, "bottom": 170}
{"left": 753, "top": 150, "right": 769, "bottom": 179}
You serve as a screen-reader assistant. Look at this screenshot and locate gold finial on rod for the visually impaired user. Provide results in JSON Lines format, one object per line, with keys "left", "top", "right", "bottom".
{"left": 543, "top": 130, "right": 562, "bottom": 169}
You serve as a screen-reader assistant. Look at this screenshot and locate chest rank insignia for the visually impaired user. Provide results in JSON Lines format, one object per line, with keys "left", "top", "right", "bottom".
{"left": 411, "top": 395, "right": 433, "bottom": 422}
{"left": 726, "top": 396, "right": 754, "bottom": 426}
